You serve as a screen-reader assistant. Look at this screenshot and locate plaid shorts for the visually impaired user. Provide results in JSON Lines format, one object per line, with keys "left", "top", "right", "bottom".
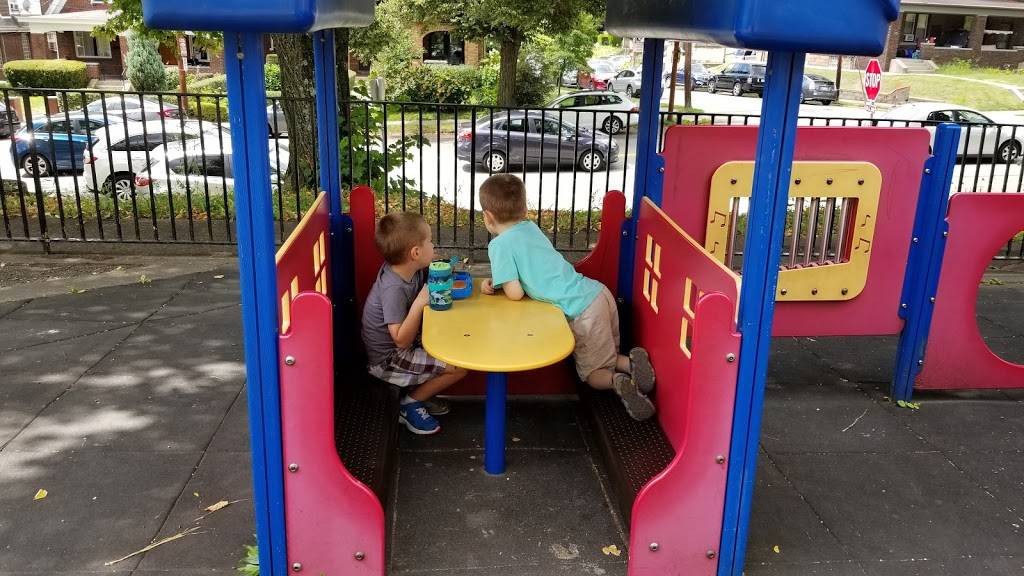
{"left": 368, "top": 347, "right": 449, "bottom": 388}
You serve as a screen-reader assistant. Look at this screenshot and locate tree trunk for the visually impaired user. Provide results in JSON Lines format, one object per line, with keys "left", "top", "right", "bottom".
{"left": 667, "top": 41, "right": 680, "bottom": 112}
{"left": 683, "top": 42, "right": 693, "bottom": 110}
{"left": 335, "top": 28, "right": 351, "bottom": 111}
{"left": 497, "top": 31, "right": 521, "bottom": 107}
{"left": 272, "top": 33, "right": 317, "bottom": 194}
{"left": 835, "top": 55, "right": 843, "bottom": 91}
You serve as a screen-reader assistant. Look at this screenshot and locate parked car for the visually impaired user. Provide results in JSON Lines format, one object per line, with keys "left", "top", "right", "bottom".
{"left": 82, "top": 96, "right": 180, "bottom": 122}
{"left": 545, "top": 90, "right": 637, "bottom": 135}
{"left": 605, "top": 54, "right": 632, "bottom": 70}
{"left": 133, "top": 142, "right": 286, "bottom": 198}
{"left": 560, "top": 69, "right": 580, "bottom": 88}
{"left": 580, "top": 60, "right": 618, "bottom": 90}
{"left": 606, "top": 68, "right": 664, "bottom": 98}
{"left": 455, "top": 111, "right": 618, "bottom": 173}
{"left": 11, "top": 115, "right": 121, "bottom": 177}
{"left": 267, "top": 100, "right": 288, "bottom": 135}
{"left": 707, "top": 62, "right": 767, "bottom": 97}
{"left": 671, "top": 62, "right": 713, "bottom": 87}
{"left": 801, "top": 74, "right": 838, "bottom": 105}
{"left": 83, "top": 120, "right": 224, "bottom": 200}
{"left": 0, "top": 101, "right": 21, "bottom": 137}
{"left": 882, "top": 103, "right": 1024, "bottom": 163}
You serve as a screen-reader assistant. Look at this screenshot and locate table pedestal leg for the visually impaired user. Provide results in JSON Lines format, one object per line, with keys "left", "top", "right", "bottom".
{"left": 485, "top": 372, "right": 507, "bottom": 474}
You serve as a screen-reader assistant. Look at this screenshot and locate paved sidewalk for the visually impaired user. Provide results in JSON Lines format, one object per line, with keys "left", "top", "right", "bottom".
{"left": 0, "top": 259, "right": 1021, "bottom": 575}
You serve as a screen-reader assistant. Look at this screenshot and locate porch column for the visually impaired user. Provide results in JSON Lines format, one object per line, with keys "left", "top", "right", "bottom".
{"left": 969, "top": 15, "right": 989, "bottom": 53}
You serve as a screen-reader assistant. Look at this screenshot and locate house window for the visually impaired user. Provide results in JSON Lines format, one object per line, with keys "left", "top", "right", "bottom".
{"left": 422, "top": 31, "right": 464, "bottom": 65}
{"left": 45, "top": 32, "right": 57, "bottom": 53}
{"left": 73, "top": 31, "right": 112, "bottom": 59}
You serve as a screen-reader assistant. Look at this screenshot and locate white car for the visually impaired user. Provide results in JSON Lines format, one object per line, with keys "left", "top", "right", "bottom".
{"left": 604, "top": 54, "right": 632, "bottom": 70}
{"left": 83, "top": 120, "right": 226, "bottom": 200}
{"left": 882, "top": 103, "right": 1024, "bottom": 163}
{"left": 545, "top": 90, "right": 638, "bottom": 135}
{"left": 132, "top": 142, "right": 287, "bottom": 199}
{"left": 82, "top": 96, "right": 181, "bottom": 122}
{"left": 606, "top": 68, "right": 672, "bottom": 98}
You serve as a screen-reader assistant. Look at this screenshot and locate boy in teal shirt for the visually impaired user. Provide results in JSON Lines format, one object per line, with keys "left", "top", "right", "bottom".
{"left": 479, "top": 174, "right": 656, "bottom": 420}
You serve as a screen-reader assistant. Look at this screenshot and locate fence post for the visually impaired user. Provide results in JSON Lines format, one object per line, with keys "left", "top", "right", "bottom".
{"left": 22, "top": 95, "right": 50, "bottom": 253}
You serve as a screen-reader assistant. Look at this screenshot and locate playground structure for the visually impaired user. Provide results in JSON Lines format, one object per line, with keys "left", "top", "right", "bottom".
{"left": 143, "top": 0, "right": 1024, "bottom": 574}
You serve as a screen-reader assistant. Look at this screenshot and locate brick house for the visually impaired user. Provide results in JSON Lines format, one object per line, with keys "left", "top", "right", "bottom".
{"left": 863, "top": 0, "right": 1024, "bottom": 70}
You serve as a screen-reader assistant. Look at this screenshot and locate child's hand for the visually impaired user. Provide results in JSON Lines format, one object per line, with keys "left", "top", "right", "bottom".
{"left": 414, "top": 285, "right": 429, "bottom": 308}
{"left": 481, "top": 278, "right": 495, "bottom": 295}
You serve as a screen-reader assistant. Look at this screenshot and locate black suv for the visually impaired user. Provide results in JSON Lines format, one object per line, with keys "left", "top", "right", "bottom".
{"left": 0, "top": 101, "right": 21, "bottom": 137}
{"left": 708, "top": 62, "right": 766, "bottom": 97}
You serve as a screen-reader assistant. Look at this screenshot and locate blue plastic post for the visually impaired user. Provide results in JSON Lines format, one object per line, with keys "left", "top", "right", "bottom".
{"left": 618, "top": 37, "right": 665, "bottom": 302}
{"left": 718, "top": 51, "right": 806, "bottom": 576}
{"left": 223, "top": 32, "right": 287, "bottom": 576}
{"left": 484, "top": 372, "right": 507, "bottom": 474}
{"left": 892, "top": 123, "right": 960, "bottom": 402}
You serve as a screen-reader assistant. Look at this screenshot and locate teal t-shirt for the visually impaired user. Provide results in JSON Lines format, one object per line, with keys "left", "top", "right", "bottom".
{"left": 488, "top": 220, "right": 603, "bottom": 319}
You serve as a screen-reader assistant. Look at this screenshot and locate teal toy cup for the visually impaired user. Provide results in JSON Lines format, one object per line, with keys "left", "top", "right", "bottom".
{"left": 427, "top": 260, "right": 454, "bottom": 311}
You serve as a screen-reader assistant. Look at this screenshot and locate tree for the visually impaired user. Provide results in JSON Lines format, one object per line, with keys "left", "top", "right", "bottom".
{"left": 538, "top": 12, "right": 600, "bottom": 96}
{"left": 407, "top": 0, "right": 603, "bottom": 106}
{"left": 125, "top": 33, "right": 168, "bottom": 92}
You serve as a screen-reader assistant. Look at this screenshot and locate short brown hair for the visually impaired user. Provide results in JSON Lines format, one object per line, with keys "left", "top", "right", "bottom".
{"left": 375, "top": 212, "right": 429, "bottom": 265}
{"left": 479, "top": 174, "right": 527, "bottom": 224}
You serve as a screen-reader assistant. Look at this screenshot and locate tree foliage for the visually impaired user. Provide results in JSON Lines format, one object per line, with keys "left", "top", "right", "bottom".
{"left": 125, "top": 33, "right": 168, "bottom": 92}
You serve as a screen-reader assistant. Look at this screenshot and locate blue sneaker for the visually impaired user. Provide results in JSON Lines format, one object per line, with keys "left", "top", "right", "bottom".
{"left": 399, "top": 401, "right": 441, "bottom": 435}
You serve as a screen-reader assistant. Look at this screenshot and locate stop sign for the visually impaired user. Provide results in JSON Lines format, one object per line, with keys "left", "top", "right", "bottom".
{"left": 864, "top": 59, "right": 882, "bottom": 102}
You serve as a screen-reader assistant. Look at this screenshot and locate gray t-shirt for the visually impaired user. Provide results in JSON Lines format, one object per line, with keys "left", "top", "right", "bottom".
{"left": 361, "top": 264, "right": 425, "bottom": 366}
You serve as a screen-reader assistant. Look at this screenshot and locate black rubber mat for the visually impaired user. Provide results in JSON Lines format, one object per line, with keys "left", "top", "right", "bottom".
{"left": 334, "top": 375, "right": 401, "bottom": 503}
{"left": 579, "top": 384, "right": 675, "bottom": 522}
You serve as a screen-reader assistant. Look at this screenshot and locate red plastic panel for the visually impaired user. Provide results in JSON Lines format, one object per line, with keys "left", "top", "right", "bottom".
{"left": 659, "top": 125, "right": 930, "bottom": 336}
{"left": 916, "top": 193, "right": 1024, "bottom": 389}
{"left": 630, "top": 199, "right": 741, "bottom": 573}
{"left": 280, "top": 293, "right": 385, "bottom": 575}
{"left": 276, "top": 192, "right": 331, "bottom": 333}
{"left": 350, "top": 185, "right": 384, "bottom": 313}
{"left": 576, "top": 190, "right": 627, "bottom": 295}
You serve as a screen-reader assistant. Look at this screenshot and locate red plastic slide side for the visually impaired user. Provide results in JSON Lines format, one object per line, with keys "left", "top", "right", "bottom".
{"left": 629, "top": 198, "right": 742, "bottom": 575}
{"left": 276, "top": 192, "right": 332, "bottom": 332}
{"left": 916, "top": 193, "right": 1024, "bottom": 389}
{"left": 659, "top": 125, "right": 931, "bottom": 337}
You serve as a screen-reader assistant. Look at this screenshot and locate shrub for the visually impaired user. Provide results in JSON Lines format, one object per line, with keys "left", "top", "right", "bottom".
{"left": 186, "top": 95, "right": 230, "bottom": 122}
{"left": 514, "top": 59, "right": 549, "bottom": 107}
{"left": 190, "top": 74, "right": 228, "bottom": 94}
{"left": 597, "top": 33, "right": 621, "bottom": 47}
{"left": 3, "top": 59, "right": 88, "bottom": 91}
{"left": 264, "top": 62, "right": 281, "bottom": 92}
{"left": 391, "top": 65, "right": 480, "bottom": 105}
{"left": 126, "top": 34, "right": 168, "bottom": 92}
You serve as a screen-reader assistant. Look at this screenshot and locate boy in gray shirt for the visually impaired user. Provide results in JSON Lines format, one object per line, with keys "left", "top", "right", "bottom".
{"left": 361, "top": 212, "right": 467, "bottom": 434}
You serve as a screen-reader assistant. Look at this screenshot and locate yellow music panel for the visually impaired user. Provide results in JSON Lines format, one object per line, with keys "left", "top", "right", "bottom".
{"left": 707, "top": 161, "right": 881, "bottom": 302}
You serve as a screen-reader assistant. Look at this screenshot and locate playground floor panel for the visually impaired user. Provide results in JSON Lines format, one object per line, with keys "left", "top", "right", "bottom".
{"left": 0, "top": 263, "right": 1021, "bottom": 575}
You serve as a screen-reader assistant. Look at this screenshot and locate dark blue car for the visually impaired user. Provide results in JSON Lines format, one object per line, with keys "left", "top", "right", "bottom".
{"left": 12, "top": 116, "right": 118, "bottom": 177}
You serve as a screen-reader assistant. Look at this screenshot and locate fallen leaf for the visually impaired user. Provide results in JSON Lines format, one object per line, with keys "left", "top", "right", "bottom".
{"left": 512, "top": 437, "right": 521, "bottom": 443}
{"left": 601, "top": 544, "right": 621, "bottom": 557}
{"left": 33, "top": 489, "right": 47, "bottom": 501}
{"left": 193, "top": 491, "right": 200, "bottom": 498}
{"left": 773, "top": 545, "right": 780, "bottom": 554}
{"left": 105, "top": 526, "right": 201, "bottom": 565}
{"left": 897, "top": 400, "right": 907, "bottom": 408}
{"left": 68, "top": 287, "right": 87, "bottom": 294}
{"left": 139, "top": 274, "right": 152, "bottom": 285}
{"left": 205, "top": 500, "right": 230, "bottom": 513}
{"left": 213, "top": 274, "right": 225, "bottom": 279}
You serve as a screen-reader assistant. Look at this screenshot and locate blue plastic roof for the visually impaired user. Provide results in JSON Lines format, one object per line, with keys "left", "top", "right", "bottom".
{"left": 142, "top": 0, "right": 374, "bottom": 33}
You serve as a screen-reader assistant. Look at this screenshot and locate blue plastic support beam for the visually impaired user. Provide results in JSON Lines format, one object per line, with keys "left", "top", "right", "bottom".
{"left": 618, "top": 37, "right": 665, "bottom": 302}
{"left": 313, "top": 30, "right": 347, "bottom": 360}
{"left": 718, "top": 51, "right": 806, "bottom": 576}
{"left": 223, "top": 32, "right": 287, "bottom": 576}
{"left": 891, "top": 123, "right": 960, "bottom": 402}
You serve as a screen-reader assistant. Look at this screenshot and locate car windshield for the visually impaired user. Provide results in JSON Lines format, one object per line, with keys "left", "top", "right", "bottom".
{"left": 592, "top": 63, "right": 615, "bottom": 74}
{"left": 751, "top": 65, "right": 767, "bottom": 76}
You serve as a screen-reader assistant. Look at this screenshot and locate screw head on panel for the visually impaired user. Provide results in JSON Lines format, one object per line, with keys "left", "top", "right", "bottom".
{"left": 658, "top": 166, "right": 665, "bottom": 173}
{"left": 841, "top": 288, "right": 849, "bottom": 295}
{"left": 716, "top": 455, "right": 726, "bottom": 464}
{"left": 780, "top": 288, "right": 788, "bottom": 295}
{"left": 649, "top": 542, "right": 659, "bottom": 552}
{"left": 285, "top": 356, "right": 296, "bottom": 366}
{"left": 707, "top": 550, "right": 717, "bottom": 559}
{"left": 811, "top": 288, "right": 818, "bottom": 295}
{"left": 288, "top": 463, "right": 299, "bottom": 473}
{"left": 292, "top": 563, "right": 302, "bottom": 572}
{"left": 354, "top": 551, "right": 366, "bottom": 561}
{"left": 726, "top": 353, "right": 736, "bottom": 363}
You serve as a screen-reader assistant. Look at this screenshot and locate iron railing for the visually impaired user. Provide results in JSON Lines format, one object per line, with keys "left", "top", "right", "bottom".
{"left": 0, "top": 88, "right": 1020, "bottom": 261}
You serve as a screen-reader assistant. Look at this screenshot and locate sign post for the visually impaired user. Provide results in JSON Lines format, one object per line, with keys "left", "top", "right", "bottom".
{"left": 863, "top": 58, "right": 882, "bottom": 117}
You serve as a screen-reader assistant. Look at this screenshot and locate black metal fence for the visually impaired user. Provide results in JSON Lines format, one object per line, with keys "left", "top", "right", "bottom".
{"left": 0, "top": 88, "right": 1020, "bottom": 261}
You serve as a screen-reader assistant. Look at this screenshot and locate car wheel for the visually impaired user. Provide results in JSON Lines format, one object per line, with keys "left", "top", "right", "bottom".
{"left": 821, "top": 100, "right": 833, "bottom": 106}
{"left": 732, "top": 82, "right": 743, "bottom": 97}
{"left": 578, "top": 149, "right": 605, "bottom": 172}
{"left": 625, "top": 85, "right": 635, "bottom": 98}
{"left": 708, "top": 81, "right": 717, "bottom": 94}
{"left": 602, "top": 116, "right": 624, "bottom": 135}
{"left": 104, "top": 173, "right": 135, "bottom": 202}
{"left": 484, "top": 150, "right": 507, "bottom": 172}
{"left": 997, "top": 140, "right": 1021, "bottom": 164}
{"left": 21, "top": 153, "right": 50, "bottom": 177}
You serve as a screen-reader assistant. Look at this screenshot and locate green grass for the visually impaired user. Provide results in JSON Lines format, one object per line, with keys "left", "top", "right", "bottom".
{"left": 807, "top": 66, "right": 1024, "bottom": 111}
{"left": 591, "top": 44, "right": 624, "bottom": 59}
{"left": 937, "top": 61, "right": 1024, "bottom": 88}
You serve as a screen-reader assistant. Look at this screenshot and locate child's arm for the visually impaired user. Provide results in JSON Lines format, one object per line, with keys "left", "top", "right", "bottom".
{"left": 481, "top": 278, "right": 525, "bottom": 300}
{"left": 387, "top": 285, "right": 429, "bottom": 349}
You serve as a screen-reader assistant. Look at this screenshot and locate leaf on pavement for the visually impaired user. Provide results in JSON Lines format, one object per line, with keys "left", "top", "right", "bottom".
{"left": 601, "top": 544, "right": 621, "bottom": 556}
{"left": 105, "top": 526, "right": 202, "bottom": 565}
{"left": 33, "top": 489, "right": 47, "bottom": 501}
{"left": 773, "top": 545, "right": 780, "bottom": 554}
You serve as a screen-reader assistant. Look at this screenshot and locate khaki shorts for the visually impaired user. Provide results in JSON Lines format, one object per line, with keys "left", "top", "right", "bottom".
{"left": 570, "top": 286, "right": 620, "bottom": 381}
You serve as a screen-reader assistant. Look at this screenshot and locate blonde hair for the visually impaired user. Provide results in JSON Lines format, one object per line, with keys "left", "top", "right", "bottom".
{"left": 479, "top": 174, "right": 528, "bottom": 224}
{"left": 375, "top": 212, "right": 429, "bottom": 265}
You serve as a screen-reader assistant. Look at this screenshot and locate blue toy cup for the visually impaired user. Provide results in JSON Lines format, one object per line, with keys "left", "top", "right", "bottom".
{"left": 427, "top": 261, "right": 454, "bottom": 311}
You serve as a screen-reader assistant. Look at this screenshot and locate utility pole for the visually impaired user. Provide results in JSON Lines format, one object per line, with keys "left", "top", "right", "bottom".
{"left": 684, "top": 41, "right": 693, "bottom": 110}
{"left": 835, "top": 55, "right": 843, "bottom": 92}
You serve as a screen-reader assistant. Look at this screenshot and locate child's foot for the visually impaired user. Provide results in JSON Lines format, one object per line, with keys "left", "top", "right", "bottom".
{"left": 424, "top": 397, "right": 450, "bottom": 416}
{"left": 399, "top": 401, "right": 441, "bottom": 435}
{"left": 612, "top": 373, "right": 656, "bottom": 421}
{"left": 630, "top": 347, "right": 655, "bottom": 395}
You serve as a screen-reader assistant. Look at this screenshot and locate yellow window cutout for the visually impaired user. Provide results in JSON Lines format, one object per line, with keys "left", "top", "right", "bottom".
{"left": 652, "top": 243, "right": 662, "bottom": 277}
{"left": 679, "top": 317, "right": 693, "bottom": 357}
{"left": 683, "top": 278, "right": 696, "bottom": 317}
{"left": 318, "top": 232, "right": 326, "bottom": 264}
{"left": 650, "top": 277, "right": 659, "bottom": 312}
{"left": 645, "top": 234, "right": 654, "bottom": 266}
{"left": 290, "top": 276, "right": 299, "bottom": 299}
{"left": 643, "top": 268, "right": 651, "bottom": 301}
{"left": 706, "top": 161, "right": 881, "bottom": 302}
{"left": 280, "top": 292, "right": 291, "bottom": 333}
